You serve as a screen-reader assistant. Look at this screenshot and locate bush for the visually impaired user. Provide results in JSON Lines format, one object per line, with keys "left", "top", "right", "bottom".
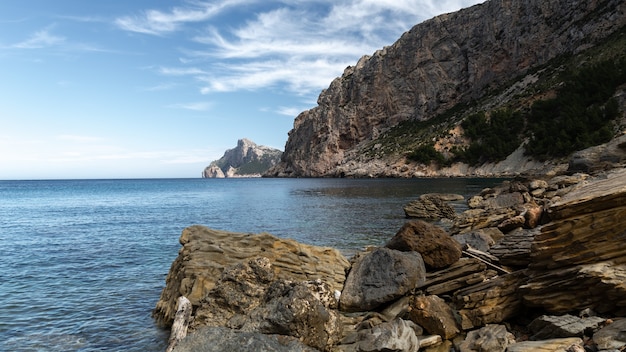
{"left": 407, "top": 144, "right": 445, "bottom": 165}
{"left": 525, "top": 58, "right": 626, "bottom": 159}
{"left": 457, "top": 109, "right": 524, "bottom": 165}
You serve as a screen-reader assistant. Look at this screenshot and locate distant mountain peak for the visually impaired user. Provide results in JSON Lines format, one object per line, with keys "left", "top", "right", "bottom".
{"left": 202, "top": 139, "right": 283, "bottom": 178}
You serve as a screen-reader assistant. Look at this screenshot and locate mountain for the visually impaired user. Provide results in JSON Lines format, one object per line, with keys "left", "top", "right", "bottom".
{"left": 203, "top": 139, "right": 282, "bottom": 178}
{"left": 268, "top": 0, "right": 626, "bottom": 178}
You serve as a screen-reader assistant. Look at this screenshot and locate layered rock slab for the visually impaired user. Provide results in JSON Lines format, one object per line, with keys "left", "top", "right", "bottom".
{"left": 153, "top": 225, "right": 349, "bottom": 327}
{"left": 521, "top": 169, "right": 626, "bottom": 315}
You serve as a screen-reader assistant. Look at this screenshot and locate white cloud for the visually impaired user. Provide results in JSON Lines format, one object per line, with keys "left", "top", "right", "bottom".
{"left": 274, "top": 106, "right": 308, "bottom": 117}
{"left": 13, "top": 27, "right": 65, "bottom": 49}
{"left": 121, "top": 0, "right": 485, "bottom": 97}
{"left": 56, "top": 134, "right": 106, "bottom": 143}
{"left": 167, "top": 101, "right": 214, "bottom": 111}
{"left": 114, "top": 0, "right": 253, "bottom": 35}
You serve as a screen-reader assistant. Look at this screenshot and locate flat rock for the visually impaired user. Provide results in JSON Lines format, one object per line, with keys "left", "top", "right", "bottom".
{"left": 173, "top": 326, "right": 319, "bottom": 352}
{"left": 452, "top": 231, "right": 495, "bottom": 252}
{"left": 456, "top": 324, "right": 515, "bottom": 352}
{"left": 416, "top": 258, "right": 495, "bottom": 296}
{"left": 386, "top": 220, "right": 462, "bottom": 269}
{"left": 340, "top": 247, "right": 426, "bottom": 312}
{"left": 593, "top": 318, "right": 626, "bottom": 350}
{"left": 153, "top": 225, "right": 350, "bottom": 327}
{"left": 403, "top": 193, "right": 462, "bottom": 220}
{"left": 505, "top": 337, "right": 582, "bottom": 352}
{"left": 488, "top": 228, "right": 537, "bottom": 267}
{"left": 528, "top": 314, "right": 605, "bottom": 340}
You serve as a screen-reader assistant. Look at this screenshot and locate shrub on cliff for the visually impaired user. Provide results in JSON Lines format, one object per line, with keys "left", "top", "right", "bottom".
{"left": 457, "top": 109, "right": 524, "bottom": 166}
{"left": 525, "top": 59, "right": 626, "bottom": 160}
{"left": 407, "top": 144, "right": 445, "bottom": 165}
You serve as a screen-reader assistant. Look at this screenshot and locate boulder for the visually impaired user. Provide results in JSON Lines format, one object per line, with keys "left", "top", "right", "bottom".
{"left": 505, "top": 338, "right": 583, "bottom": 352}
{"left": 172, "top": 326, "right": 319, "bottom": 352}
{"left": 352, "top": 318, "right": 420, "bottom": 352}
{"left": 408, "top": 295, "right": 460, "bottom": 340}
{"left": 386, "top": 220, "right": 462, "bottom": 269}
{"left": 192, "top": 257, "right": 275, "bottom": 328}
{"left": 528, "top": 314, "right": 605, "bottom": 340}
{"left": 496, "top": 215, "right": 525, "bottom": 233}
{"left": 240, "top": 279, "right": 343, "bottom": 350}
{"left": 403, "top": 193, "right": 462, "bottom": 220}
{"left": 483, "top": 192, "right": 525, "bottom": 210}
{"left": 452, "top": 231, "right": 495, "bottom": 252}
{"left": 190, "top": 258, "right": 342, "bottom": 350}
{"left": 153, "top": 225, "right": 349, "bottom": 327}
{"left": 523, "top": 203, "right": 543, "bottom": 229}
{"left": 340, "top": 247, "right": 426, "bottom": 312}
{"left": 568, "top": 134, "right": 626, "bottom": 173}
{"left": 593, "top": 318, "right": 626, "bottom": 351}
{"left": 456, "top": 324, "right": 515, "bottom": 352}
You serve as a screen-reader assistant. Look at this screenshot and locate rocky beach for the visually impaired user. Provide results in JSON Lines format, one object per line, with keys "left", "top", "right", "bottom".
{"left": 153, "top": 161, "right": 626, "bottom": 351}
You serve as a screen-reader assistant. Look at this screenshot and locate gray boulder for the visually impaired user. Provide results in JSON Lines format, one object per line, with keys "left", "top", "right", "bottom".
{"left": 408, "top": 295, "right": 460, "bottom": 340}
{"left": 354, "top": 318, "right": 420, "bottom": 352}
{"left": 241, "top": 279, "right": 342, "bottom": 350}
{"left": 340, "top": 248, "right": 426, "bottom": 312}
{"left": 457, "top": 324, "right": 515, "bottom": 352}
{"left": 593, "top": 318, "right": 626, "bottom": 351}
{"left": 528, "top": 314, "right": 605, "bottom": 340}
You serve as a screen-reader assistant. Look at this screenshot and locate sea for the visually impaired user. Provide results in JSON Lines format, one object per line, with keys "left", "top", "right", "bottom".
{"left": 0, "top": 177, "right": 505, "bottom": 351}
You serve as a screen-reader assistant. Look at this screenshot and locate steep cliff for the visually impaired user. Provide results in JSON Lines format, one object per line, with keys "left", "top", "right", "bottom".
{"left": 203, "top": 139, "right": 282, "bottom": 178}
{"left": 269, "top": 0, "right": 626, "bottom": 177}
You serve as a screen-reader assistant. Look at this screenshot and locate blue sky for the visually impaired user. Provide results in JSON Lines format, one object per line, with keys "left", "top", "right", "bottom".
{"left": 0, "top": 0, "right": 483, "bottom": 179}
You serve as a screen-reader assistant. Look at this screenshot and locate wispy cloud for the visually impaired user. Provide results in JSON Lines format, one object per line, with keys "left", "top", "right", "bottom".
{"left": 119, "top": 0, "right": 484, "bottom": 97}
{"left": 167, "top": 101, "right": 214, "bottom": 111}
{"left": 56, "top": 134, "right": 106, "bottom": 143}
{"left": 12, "top": 26, "right": 65, "bottom": 49}
{"left": 114, "top": 0, "right": 253, "bottom": 36}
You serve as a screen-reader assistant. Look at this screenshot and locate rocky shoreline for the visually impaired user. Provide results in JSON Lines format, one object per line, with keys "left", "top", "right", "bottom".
{"left": 154, "top": 167, "right": 626, "bottom": 352}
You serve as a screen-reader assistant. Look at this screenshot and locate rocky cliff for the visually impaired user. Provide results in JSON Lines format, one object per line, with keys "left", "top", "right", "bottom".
{"left": 269, "top": 0, "right": 626, "bottom": 177}
{"left": 203, "top": 139, "right": 282, "bottom": 178}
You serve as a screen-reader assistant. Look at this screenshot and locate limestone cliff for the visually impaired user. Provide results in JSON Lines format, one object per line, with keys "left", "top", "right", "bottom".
{"left": 203, "top": 139, "right": 282, "bottom": 178}
{"left": 269, "top": 0, "right": 626, "bottom": 177}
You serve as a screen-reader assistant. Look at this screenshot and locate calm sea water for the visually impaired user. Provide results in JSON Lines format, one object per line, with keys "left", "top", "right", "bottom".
{"left": 0, "top": 177, "right": 503, "bottom": 351}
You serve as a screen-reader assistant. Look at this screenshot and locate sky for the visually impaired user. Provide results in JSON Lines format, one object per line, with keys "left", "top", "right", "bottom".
{"left": 0, "top": 0, "right": 484, "bottom": 179}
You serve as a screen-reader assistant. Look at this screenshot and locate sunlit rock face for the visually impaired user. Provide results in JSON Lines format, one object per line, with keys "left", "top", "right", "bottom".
{"left": 269, "top": 0, "right": 626, "bottom": 177}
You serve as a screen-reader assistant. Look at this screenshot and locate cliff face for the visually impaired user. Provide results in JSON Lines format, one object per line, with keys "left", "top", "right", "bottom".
{"left": 270, "top": 0, "right": 626, "bottom": 177}
{"left": 203, "top": 139, "right": 282, "bottom": 178}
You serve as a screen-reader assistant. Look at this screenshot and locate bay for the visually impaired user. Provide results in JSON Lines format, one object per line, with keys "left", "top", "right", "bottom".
{"left": 0, "top": 177, "right": 503, "bottom": 351}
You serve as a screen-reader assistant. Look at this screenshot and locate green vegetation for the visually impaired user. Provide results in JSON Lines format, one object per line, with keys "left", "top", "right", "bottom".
{"left": 407, "top": 144, "right": 445, "bottom": 165}
{"left": 524, "top": 59, "right": 626, "bottom": 159}
{"left": 457, "top": 109, "right": 524, "bottom": 165}
{"left": 362, "top": 27, "right": 626, "bottom": 167}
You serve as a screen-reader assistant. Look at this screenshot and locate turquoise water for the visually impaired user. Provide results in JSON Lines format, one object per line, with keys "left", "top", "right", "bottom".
{"left": 0, "top": 178, "right": 502, "bottom": 351}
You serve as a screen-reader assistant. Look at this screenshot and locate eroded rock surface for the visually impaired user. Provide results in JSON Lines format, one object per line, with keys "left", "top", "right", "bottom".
{"left": 153, "top": 225, "right": 349, "bottom": 327}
